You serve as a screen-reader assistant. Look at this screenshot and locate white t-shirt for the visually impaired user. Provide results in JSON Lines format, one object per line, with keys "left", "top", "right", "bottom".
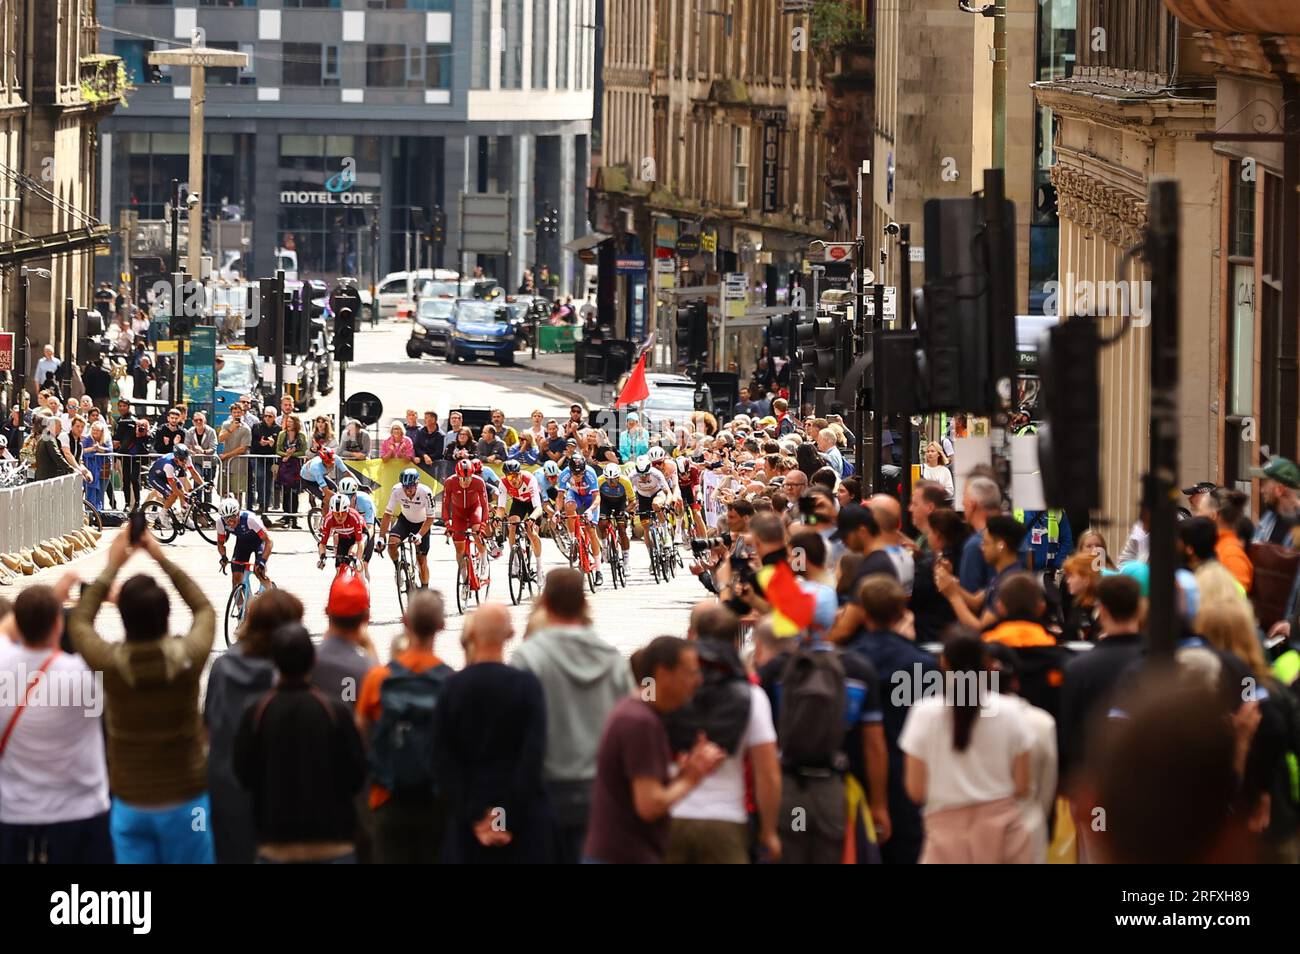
{"left": 898, "top": 692, "right": 1032, "bottom": 815}
{"left": 671, "top": 685, "right": 776, "bottom": 824}
{"left": 921, "top": 463, "right": 955, "bottom": 499}
{"left": 998, "top": 694, "right": 1057, "bottom": 864}
{"left": 0, "top": 642, "right": 109, "bottom": 825}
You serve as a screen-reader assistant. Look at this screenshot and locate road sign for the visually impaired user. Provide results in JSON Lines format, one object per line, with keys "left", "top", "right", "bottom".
{"left": 460, "top": 192, "right": 511, "bottom": 254}
{"left": 909, "top": 246, "right": 926, "bottom": 263}
{"left": 723, "top": 272, "right": 748, "bottom": 319}
{"left": 655, "top": 257, "right": 676, "bottom": 289}
{"left": 344, "top": 391, "right": 384, "bottom": 426}
{"left": 809, "top": 242, "right": 857, "bottom": 264}
{"left": 862, "top": 287, "right": 898, "bottom": 317}
{"left": 0, "top": 332, "right": 12, "bottom": 372}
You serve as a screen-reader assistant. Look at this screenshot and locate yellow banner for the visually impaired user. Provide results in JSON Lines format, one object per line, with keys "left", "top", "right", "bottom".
{"left": 343, "top": 459, "right": 442, "bottom": 506}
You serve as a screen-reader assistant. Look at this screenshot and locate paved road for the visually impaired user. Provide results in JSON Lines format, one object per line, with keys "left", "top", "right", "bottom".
{"left": 6, "top": 319, "right": 703, "bottom": 671}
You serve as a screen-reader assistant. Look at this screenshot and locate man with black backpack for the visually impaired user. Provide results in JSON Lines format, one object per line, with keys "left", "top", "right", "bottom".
{"left": 356, "top": 591, "right": 455, "bottom": 864}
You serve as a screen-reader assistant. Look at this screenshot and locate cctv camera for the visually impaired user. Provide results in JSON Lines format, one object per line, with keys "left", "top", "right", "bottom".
{"left": 884, "top": 221, "right": 901, "bottom": 236}
{"left": 186, "top": 192, "right": 200, "bottom": 209}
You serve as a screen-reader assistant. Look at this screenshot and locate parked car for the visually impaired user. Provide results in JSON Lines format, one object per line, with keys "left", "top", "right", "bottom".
{"left": 377, "top": 268, "right": 459, "bottom": 319}
{"left": 215, "top": 346, "right": 263, "bottom": 419}
{"left": 407, "top": 297, "right": 455, "bottom": 357}
{"left": 445, "top": 299, "right": 516, "bottom": 366}
{"left": 611, "top": 371, "right": 699, "bottom": 432}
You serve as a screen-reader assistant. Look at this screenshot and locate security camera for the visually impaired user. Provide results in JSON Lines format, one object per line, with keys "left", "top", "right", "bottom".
{"left": 186, "top": 192, "right": 200, "bottom": 209}
{"left": 884, "top": 221, "right": 901, "bottom": 236}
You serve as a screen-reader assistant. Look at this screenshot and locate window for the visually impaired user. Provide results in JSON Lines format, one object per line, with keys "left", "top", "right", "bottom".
{"left": 532, "top": 0, "right": 549, "bottom": 88}
{"left": 367, "top": 44, "right": 407, "bottom": 87}
{"left": 200, "top": 0, "right": 254, "bottom": 6}
{"left": 116, "top": 40, "right": 160, "bottom": 85}
{"left": 426, "top": 44, "right": 452, "bottom": 89}
{"left": 556, "top": 0, "right": 569, "bottom": 89}
{"left": 366, "top": 0, "right": 453, "bottom": 8}
{"left": 732, "top": 126, "right": 749, "bottom": 207}
{"left": 323, "top": 45, "right": 341, "bottom": 86}
{"left": 283, "top": 0, "right": 342, "bottom": 8}
{"left": 209, "top": 42, "right": 256, "bottom": 86}
{"left": 501, "top": 0, "right": 523, "bottom": 89}
{"left": 471, "top": 0, "right": 491, "bottom": 89}
{"left": 283, "top": 43, "right": 339, "bottom": 87}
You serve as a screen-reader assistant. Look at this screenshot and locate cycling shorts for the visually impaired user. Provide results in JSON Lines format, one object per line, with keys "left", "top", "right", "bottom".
{"left": 508, "top": 498, "right": 535, "bottom": 521}
{"left": 231, "top": 535, "right": 266, "bottom": 567}
{"left": 635, "top": 493, "right": 660, "bottom": 520}
{"left": 389, "top": 513, "right": 431, "bottom": 555}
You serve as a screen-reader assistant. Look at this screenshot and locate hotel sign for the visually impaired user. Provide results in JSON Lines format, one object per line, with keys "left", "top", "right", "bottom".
{"left": 280, "top": 190, "right": 380, "bottom": 206}
{"left": 759, "top": 109, "right": 786, "bottom": 214}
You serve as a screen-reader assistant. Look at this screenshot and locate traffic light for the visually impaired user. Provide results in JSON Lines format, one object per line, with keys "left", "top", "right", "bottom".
{"left": 170, "top": 276, "right": 197, "bottom": 340}
{"left": 333, "top": 306, "right": 356, "bottom": 363}
{"left": 767, "top": 312, "right": 797, "bottom": 360}
{"left": 675, "top": 306, "right": 692, "bottom": 359}
{"left": 283, "top": 291, "right": 311, "bottom": 356}
{"left": 430, "top": 206, "right": 446, "bottom": 246}
{"left": 688, "top": 301, "right": 709, "bottom": 365}
{"left": 254, "top": 278, "right": 278, "bottom": 354}
{"left": 813, "top": 314, "right": 838, "bottom": 384}
{"left": 1037, "top": 320, "right": 1100, "bottom": 513}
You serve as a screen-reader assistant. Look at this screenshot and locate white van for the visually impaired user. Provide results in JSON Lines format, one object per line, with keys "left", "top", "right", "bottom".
{"left": 377, "top": 268, "right": 460, "bottom": 319}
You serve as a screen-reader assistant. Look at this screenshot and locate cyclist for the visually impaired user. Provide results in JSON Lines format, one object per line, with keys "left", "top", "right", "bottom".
{"left": 301, "top": 446, "right": 349, "bottom": 511}
{"left": 443, "top": 457, "right": 491, "bottom": 580}
{"left": 649, "top": 445, "right": 685, "bottom": 540}
{"left": 629, "top": 454, "right": 671, "bottom": 557}
{"left": 499, "top": 459, "right": 544, "bottom": 577}
{"left": 318, "top": 492, "right": 368, "bottom": 570}
{"left": 597, "top": 462, "right": 634, "bottom": 557}
{"left": 379, "top": 467, "right": 438, "bottom": 589}
{"left": 472, "top": 457, "right": 506, "bottom": 558}
{"left": 558, "top": 453, "right": 602, "bottom": 583}
{"left": 337, "top": 475, "right": 378, "bottom": 570}
{"left": 145, "top": 442, "right": 204, "bottom": 512}
{"left": 676, "top": 453, "right": 705, "bottom": 537}
{"left": 216, "top": 495, "right": 273, "bottom": 591}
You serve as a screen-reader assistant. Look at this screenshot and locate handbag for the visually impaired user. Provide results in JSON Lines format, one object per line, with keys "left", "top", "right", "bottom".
{"left": 276, "top": 454, "right": 302, "bottom": 487}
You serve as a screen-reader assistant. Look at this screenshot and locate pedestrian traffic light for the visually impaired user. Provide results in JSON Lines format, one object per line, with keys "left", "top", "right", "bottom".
{"left": 1037, "top": 320, "right": 1100, "bottom": 513}
{"left": 333, "top": 306, "right": 356, "bottom": 363}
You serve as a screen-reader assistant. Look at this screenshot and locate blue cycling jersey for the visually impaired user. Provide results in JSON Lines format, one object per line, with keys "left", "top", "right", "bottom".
{"left": 351, "top": 491, "right": 377, "bottom": 526}
{"left": 302, "top": 457, "right": 346, "bottom": 487}
{"left": 558, "top": 466, "right": 599, "bottom": 498}
{"left": 147, "top": 453, "right": 189, "bottom": 484}
{"left": 217, "top": 511, "right": 268, "bottom": 542}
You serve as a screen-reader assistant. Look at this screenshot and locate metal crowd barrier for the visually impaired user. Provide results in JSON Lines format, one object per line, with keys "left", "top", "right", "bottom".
{"left": 0, "top": 472, "right": 83, "bottom": 553}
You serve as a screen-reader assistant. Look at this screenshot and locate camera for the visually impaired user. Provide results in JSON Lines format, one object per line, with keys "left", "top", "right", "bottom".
{"left": 719, "top": 530, "right": 733, "bottom": 548}
{"left": 729, "top": 552, "right": 758, "bottom": 587}
{"left": 884, "top": 221, "right": 901, "bottom": 236}
{"left": 690, "top": 537, "right": 713, "bottom": 558}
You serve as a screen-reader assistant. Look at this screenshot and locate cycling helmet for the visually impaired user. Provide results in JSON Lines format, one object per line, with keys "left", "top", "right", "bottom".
{"left": 634, "top": 456, "right": 651, "bottom": 475}
{"left": 569, "top": 454, "right": 586, "bottom": 472}
{"left": 319, "top": 447, "right": 335, "bottom": 466}
{"left": 329, "top": 493, "right": 351, "bottom": 514}
{"left": 691, "top": 451, "right": 706, "bottom": 464}
{"left": 603, "top": 463, "right": 622, "bottom": 481}
{"left": 338, "top": 476, "right": 359, "bottom": 495}
{"left": 399, "top": 467, "right": 421, "bottom": 487}
{"left": 502, "top": 459, "right": 521, "bottom": 475}
{"left": 471, "top": 459, "right": 483, "bottom": 474}
{"left": 218, "top": 496, "right": 240, "bottom": 518}
{"left": 172, "top": 443, "right": 190, "bottom": 460}
{"left": 647, "top": 446, "right": 666, "bottom": 462}
{"left": 454, "top": 459, "right": 474, "bottom": 479}
{"left": 675, "top": 456, "right": 691, "bottom": 475}
{"left": 542, "top": 460, "right": 560, "bottom": 478}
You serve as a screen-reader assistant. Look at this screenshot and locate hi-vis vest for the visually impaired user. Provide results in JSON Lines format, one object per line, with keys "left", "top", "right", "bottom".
{"left": 1014, "top": 508, "right": 1061, "bottom": 546}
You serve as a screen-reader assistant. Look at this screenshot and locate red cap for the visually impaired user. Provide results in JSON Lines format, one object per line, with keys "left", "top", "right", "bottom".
{"left": 326, "top": 569, "right": 370, "bottom": 617}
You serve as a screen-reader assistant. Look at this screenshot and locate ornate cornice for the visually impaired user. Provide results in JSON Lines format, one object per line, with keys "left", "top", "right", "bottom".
{"left": 1050, "top": 165, "right": 1149, "bottom": 247}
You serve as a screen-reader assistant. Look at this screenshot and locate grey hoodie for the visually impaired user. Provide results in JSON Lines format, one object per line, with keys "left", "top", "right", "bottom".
{"left": 510, "top": 624, "right": 634, "bottom": 783}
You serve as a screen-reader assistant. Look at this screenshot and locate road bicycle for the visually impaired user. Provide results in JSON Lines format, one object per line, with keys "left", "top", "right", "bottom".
{"left": 646, "top": 512, "right": 676, "bottom": 584}
{"left": 142, "top": 486, "right": 220, "bottom": 545}
{"left": 571, "top": 513, "right": 601, "bottom": 592}
{"left": 665, "top": 505, "right": 688, "bottom": 569}
{"left": 83, "top": 498, "right": 103, "bottom": 533}
{"left": 454, "top": 526, "right": 492, "bottom": 614}
{"left": 220, "top": 558, "right": 275, "bottom": 648}
{"left": 507, "top": 517, "right": 539, "bottom": 605}
{"left": 392, "top": 531, "right": 420, "bottom": 613}
{"left": 599, "top": 513, "right": 628, "bottom": 589}
{"left": 546, "top": 508, "right": 575, "bottom": 565}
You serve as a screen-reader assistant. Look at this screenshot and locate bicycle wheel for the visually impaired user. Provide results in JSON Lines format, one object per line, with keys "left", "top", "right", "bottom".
{"left": 224, "top": 583, "right": 246, "bottom": 648}
{"left": 83, "top": 502, "right": 103, "bottom": 533}
{"left": 552, "top": 519, "right": 573, "bottom": 562}
{"left": 306, "top": 506, "right": 322, "bottom": 538}
{"left": 192, "top": 502, "right": 222, "bottom": 545}
{"left": 456, "top": 558, "right": 471, "bottom": 614}
{"left": 475, "top": 540, "right": 491, "bottom": 599}
{"left": 508, "top": 546, "right": 525, "bottom": 605}
{"left": 141, "top": 501, "right": 178, "bottom": 544}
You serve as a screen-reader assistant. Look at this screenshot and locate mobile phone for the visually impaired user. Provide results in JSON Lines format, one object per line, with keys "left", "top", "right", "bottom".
{"left": 128, "top": 510, "right": 146, "bottom": 545}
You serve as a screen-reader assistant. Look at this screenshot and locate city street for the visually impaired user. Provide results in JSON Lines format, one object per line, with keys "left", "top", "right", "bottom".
{"left": 5, "top": 320, "right": 704, "bottom": 670}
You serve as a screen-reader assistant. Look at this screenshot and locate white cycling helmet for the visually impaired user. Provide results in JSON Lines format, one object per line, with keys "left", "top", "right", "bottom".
{"left": 329, "top": 493, "right": 351, "bottom": 514}
{"left": 602, "top": 463, "right": 622, "bottom": 481}
{"left": 675, "top": 455, "right": 691, "bottom": 474}
{"left": 647, "top": 446, "right": 666, "bottom": 462}
{"left": 634, "top": 455, "right": 651, "bottom": 475}
{"left": 542, "top": 460, "right": 560, "bottom": 477}
{"left": 338, "top": 476, "right": 359, "bottom": 495}
{"left": 218, "top": 496, "right": 241, "bottom": 518}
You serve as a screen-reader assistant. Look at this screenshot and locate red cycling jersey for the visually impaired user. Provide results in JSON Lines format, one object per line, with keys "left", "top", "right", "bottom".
{"left": 677, "top": 462, "right": 700, "bottom": 489}
{"left": 320, "top": 509, "right": 366, "bottom": 544}
{"left": 502, "top": 471, "right": 542, "bottom": 505}
{"left": 443, "top": 474, "right": 490, "bottom": 525}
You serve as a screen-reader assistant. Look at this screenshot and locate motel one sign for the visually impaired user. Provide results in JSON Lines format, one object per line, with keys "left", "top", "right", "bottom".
{"left": 280, "top": 190, "right": 379, "bottom": 206}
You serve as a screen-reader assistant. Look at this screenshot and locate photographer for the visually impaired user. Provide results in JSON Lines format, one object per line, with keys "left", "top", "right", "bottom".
{"left": 716, "top": 512, "right": 790, "bottom": 618}
{"left": 691, "top": 499, "right": 753, "bottom": 596}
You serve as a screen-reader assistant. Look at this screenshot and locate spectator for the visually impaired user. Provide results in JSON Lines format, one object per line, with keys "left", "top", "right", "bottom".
{"left": 233, "top": 624, "right": 366, "bottom": 864}
{"left": 338, "top": 418, "right": 371, "bottom": 462}
{"left": 490, "top": 409, "right": 519, "bottom": 448}
{"left": 33, "top": 345, "right": 61, "bottom": 400}
{"left": 82, "top": 357, "right": 111, "bottom": 414}
{"left": 899, "top": 634, "right": 1034, "bottom": 864}
{"left": 153, "top": 406, "right": 184, "bottom": 457}
{"left": 1252, "top": 457, "right": 1300, "bottom": 546}
{"left": 1204, "top": 488, "right": 1254, "bottom": 592}
{"left": 67, "top": 529, "right": 216, "bottom": 863}
{"left": 583, "top": 637, "right": 725, "bottom": 863}
{"left": 475, "top": 424, "right": 507, "bottom": 462}
{"left": 309, "top": 416, "right": 334, "bottom": 455}
{"left": 868, "top": 494, "right": 916, "bottom": 596}
{"left": 936, "top": 514, "right": 1027, "bottom": 630}
{"left": 312, "top": 570, "right": 378, "bottom": 710}
{"left": 0, "top": 582, "right": 112, "bottom": 864}
{"left": 274, "top": 414, "right": 307, "bottom": 528}
{"left": 130, "top": 354, "right": 157, "bottom": 414}
{"left": 205, "top": 589, "right": 304, "bottom": 864}
{"left": 920, "top": 442, "right": 955, "bottom": 499}
{"left": 443, "top": 426, "right": 475, "bottom": 462}
{"left": 442, "top": 410, "right": 464, "bottom": 441}
{"left": 249, "top": 408, "right": 282, "bottom": 515}
{"left": 816, "top": 428, "right": 846, "bottom": 477}
{"left": 380, "top": 421, "right": 415, "bottom": 462}
{"left": 1118, "top": 504, "right": 1151, "bottom": 567}
{"left": 34, "top": 417, "right": 72, "bottom": 481}
{"left": 509, "top": 432, "right": 540, "bottom": 466}
{"left": 977, "top": 573, "right": 1055, "bottom": 649}
{"left": 82, "top": 420, "right": 109, "bottom": 511}
{"left": 185, "top": 411, "right": 218, "bottom": 498}
{"left": 403, "top": 409, "right": 420, "bottom": 445}
{"left": 219, "top": 403, "right": 252, "bottom": 506}
{"left": 412, "top": 412, "right": 443, "bottom": 472}
{"left": 525, "top": 409, "right": 546, "bottom": 447}
{"left": 957, "top": 476, "right": 1003, "bottom": 594}
{"left": 1059, "top": 551, "right": 1103, "bottom": 643}
{"left": 510, "top": 569, "right": 633, "bottom": 863}
{"left": 356, "top": 589, "right": 453, "bottom": 864}
{"left": 434, "top": 603, "right": 550, "bottom": 863}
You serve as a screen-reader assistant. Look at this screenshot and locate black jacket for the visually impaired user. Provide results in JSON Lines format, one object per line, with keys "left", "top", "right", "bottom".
{"left": 1057, "top": 633, "right": 1143, "bottom": 783}
{"left": 412, "top": 426, "right": 444, "bottom": 464}
{"left": 233, "top": 680, "right": 365, "bottom": 845}
{"left": 35, "top": 437, "right": 71, "bottom": 480}
{"left": 664, "top": 640, "right": 752, "bottom": 756}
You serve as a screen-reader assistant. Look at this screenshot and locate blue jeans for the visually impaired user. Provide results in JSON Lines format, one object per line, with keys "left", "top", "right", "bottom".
{"left": 110, "top": 794, "right": 215, "bottom": 864}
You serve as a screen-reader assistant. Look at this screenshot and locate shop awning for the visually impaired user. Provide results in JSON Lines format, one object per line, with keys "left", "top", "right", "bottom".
{"left": 563, "top": 231, "right": 612, "bottom": 253}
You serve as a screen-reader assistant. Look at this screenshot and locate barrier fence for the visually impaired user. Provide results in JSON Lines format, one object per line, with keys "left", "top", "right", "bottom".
{"left": 0, "top": 472, "right": 84, "bottom": 553}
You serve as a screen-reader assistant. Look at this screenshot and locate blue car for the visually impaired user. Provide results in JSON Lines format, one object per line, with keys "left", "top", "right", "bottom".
{"left": 445, "top": 299, "right": 516, "bottom": 366}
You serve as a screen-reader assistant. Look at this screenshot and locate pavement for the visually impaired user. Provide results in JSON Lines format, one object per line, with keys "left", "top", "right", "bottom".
{"left": 5, "top": 318, "right": 705, "bottom": 675}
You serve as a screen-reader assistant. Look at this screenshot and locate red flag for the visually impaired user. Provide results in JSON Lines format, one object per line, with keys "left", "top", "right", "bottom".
{"left": 763, "top": 560, "right": 816, "bottom": 631}
{"left": 615, "top": 351, "right": 650, "bottom": 407}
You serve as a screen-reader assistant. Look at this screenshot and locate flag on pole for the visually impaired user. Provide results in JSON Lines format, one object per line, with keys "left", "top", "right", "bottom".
{"left": 616, "top": 350, "right": 651, "bottom": 407}
{"left": 759, "top": 560, "right": 817, "bottom": 636}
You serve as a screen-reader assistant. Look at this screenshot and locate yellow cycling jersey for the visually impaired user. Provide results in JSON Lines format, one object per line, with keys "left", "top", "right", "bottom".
{"left": 597, "top": 475, "right": 634, "bottom": 500}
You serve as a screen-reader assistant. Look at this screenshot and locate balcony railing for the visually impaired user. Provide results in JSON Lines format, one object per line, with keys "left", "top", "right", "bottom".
{"left": 79, "top": 54, "right": 128, "bottom": 108}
